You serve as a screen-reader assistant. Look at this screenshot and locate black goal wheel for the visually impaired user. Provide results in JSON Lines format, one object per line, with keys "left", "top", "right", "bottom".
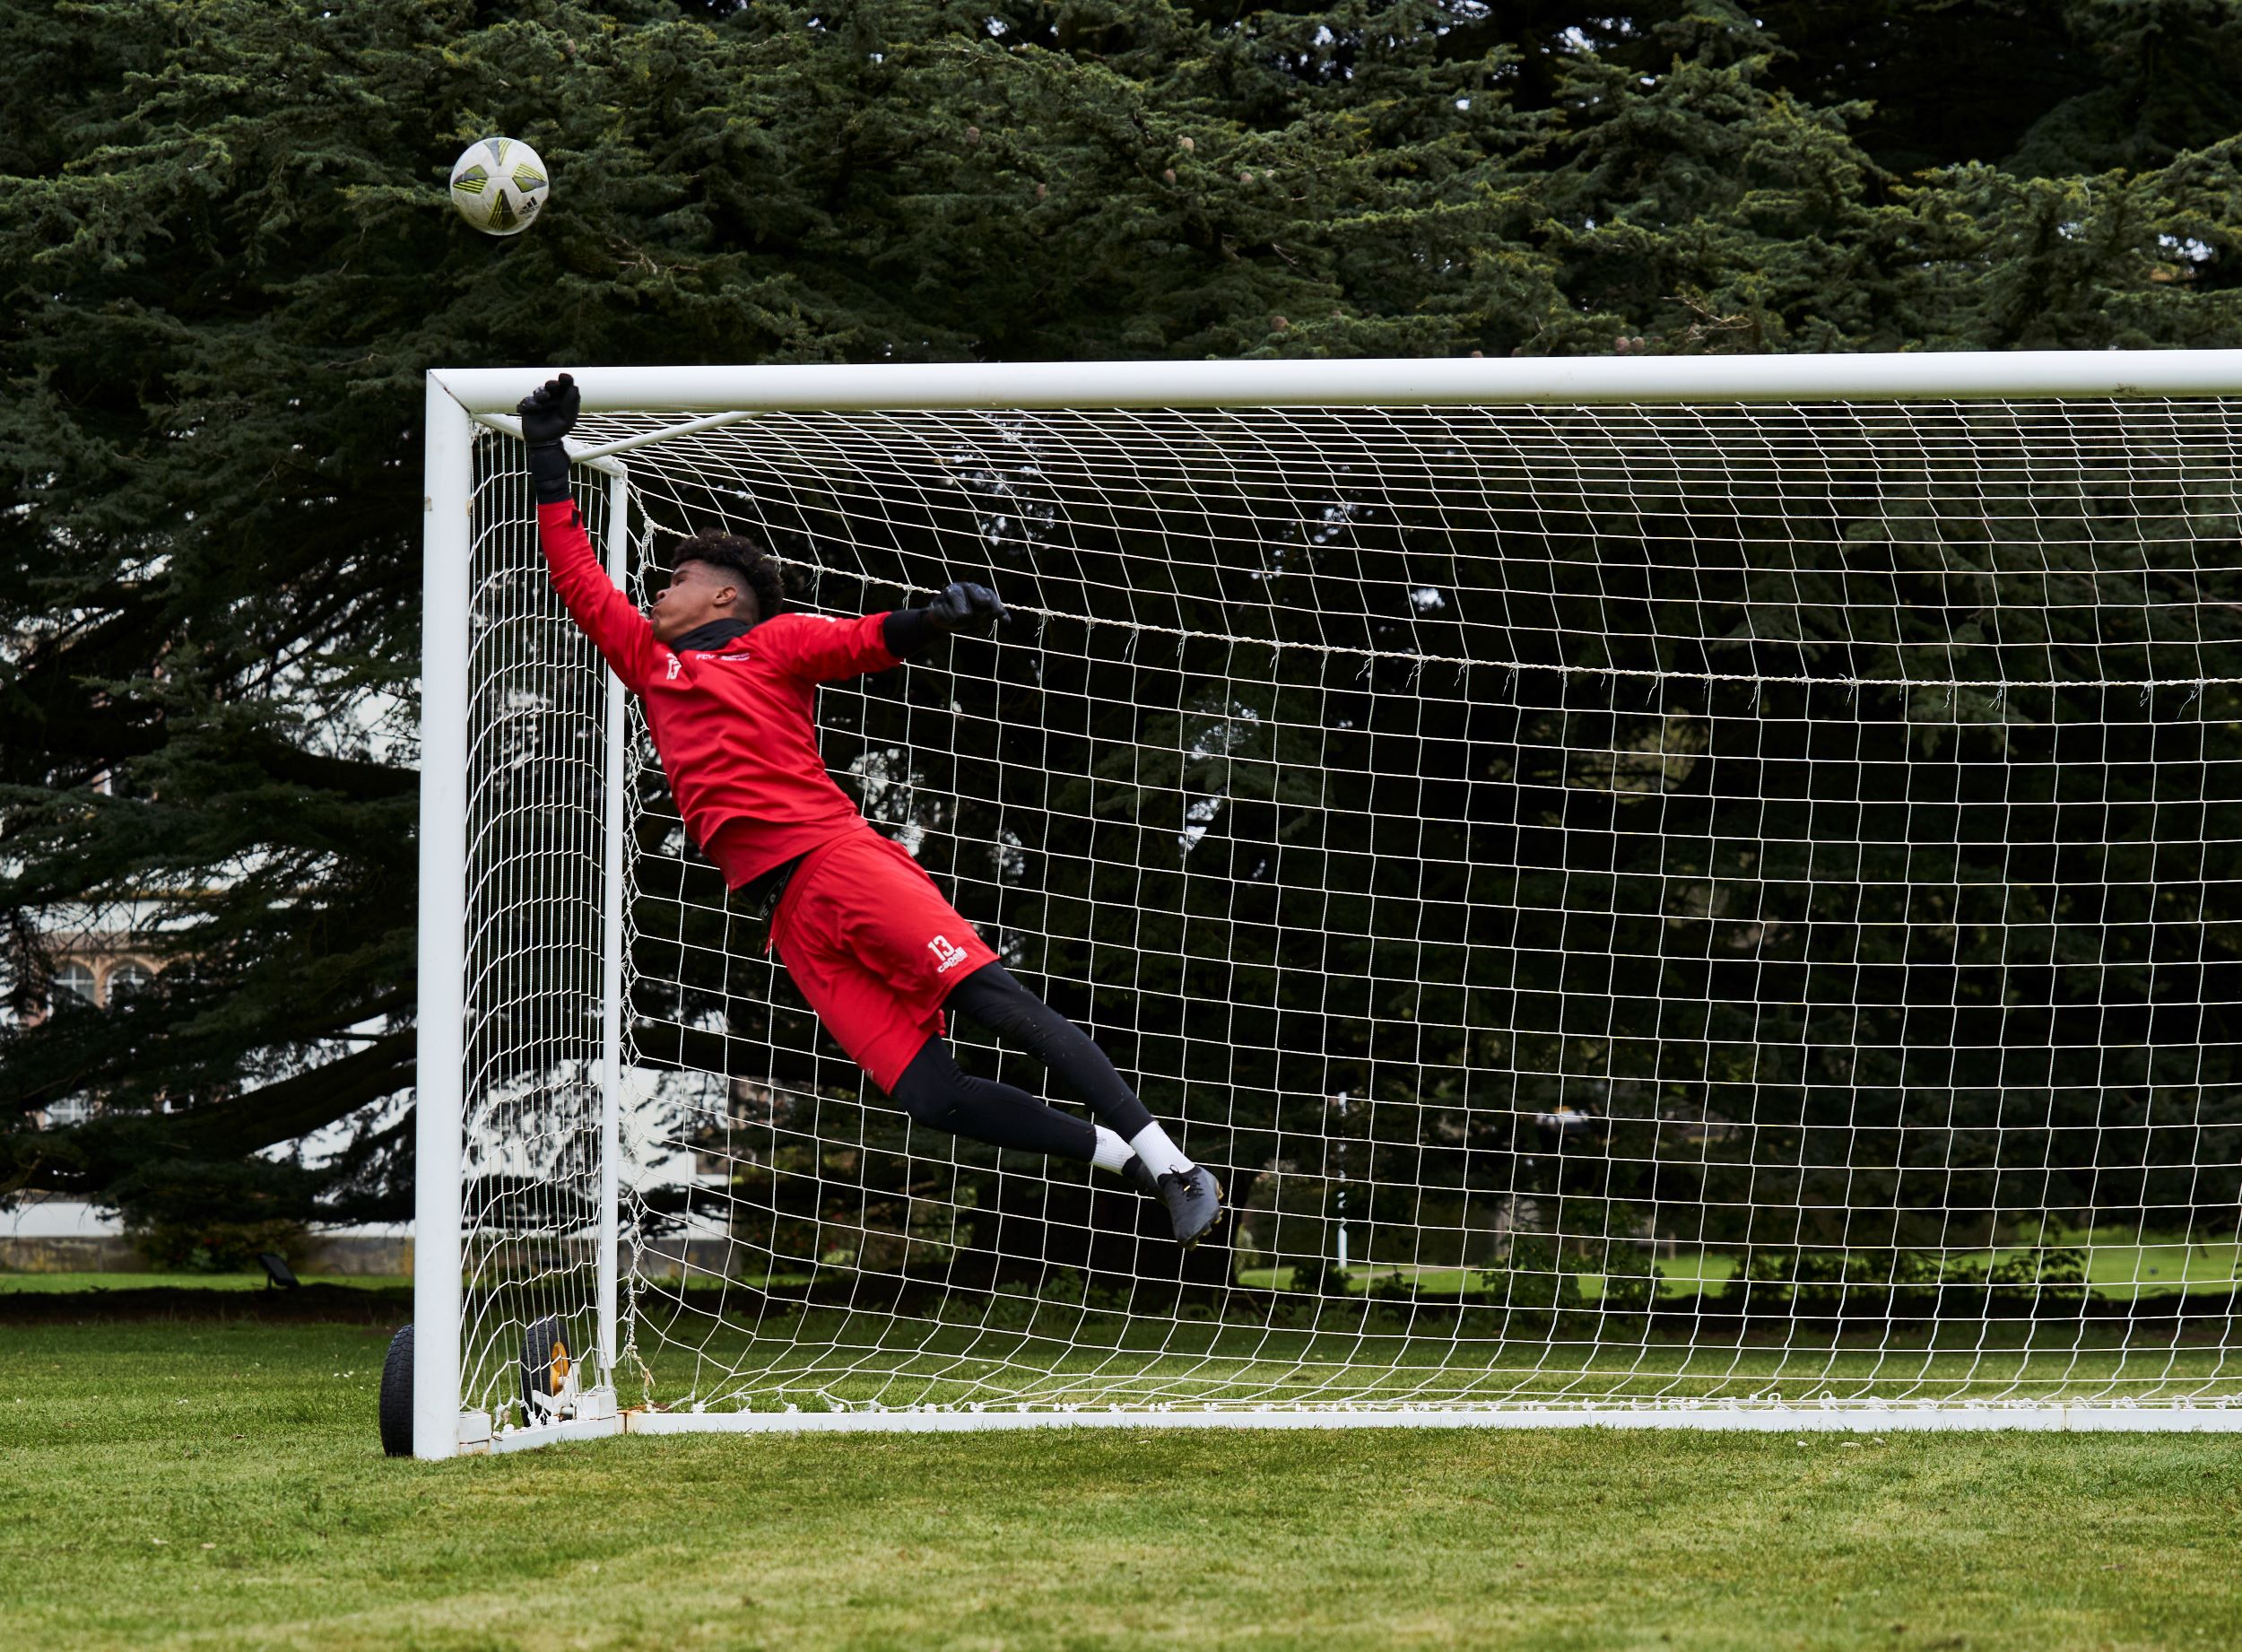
{"left": 520, "top": 1315, "right": 575, "bottom": 1427}
{"left": 378, "top": 1324, "right": 414, "bottom": 1457}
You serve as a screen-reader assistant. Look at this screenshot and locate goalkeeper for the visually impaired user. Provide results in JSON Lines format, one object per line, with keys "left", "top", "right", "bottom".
{"left": 518, "top": 375, "right": 1223, "bottom": 1247}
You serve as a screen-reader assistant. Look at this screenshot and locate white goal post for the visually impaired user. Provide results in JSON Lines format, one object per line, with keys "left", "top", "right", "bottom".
{"left": 415, "top": 352, "right": 2242, "bottom": 1457}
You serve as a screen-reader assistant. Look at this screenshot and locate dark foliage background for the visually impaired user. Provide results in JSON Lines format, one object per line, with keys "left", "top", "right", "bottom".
{"left": 593, "top": 401, "right": 2240, "bottom": 1291}
{"left": 6, "top": 0, "right": 2242, "bottom": 1261}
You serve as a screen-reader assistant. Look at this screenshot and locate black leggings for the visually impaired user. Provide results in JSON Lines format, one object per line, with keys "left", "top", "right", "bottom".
{"left": 889, "top": 962, "right": 1156, "bottom": 1162}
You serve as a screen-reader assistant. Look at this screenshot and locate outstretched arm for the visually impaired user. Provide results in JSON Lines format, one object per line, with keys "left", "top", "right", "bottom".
{"left": 759, "top": 582, "right": 1012, "bottom": 683}
{"left": 519, "top": 375, "right": 663, "bottom": 694}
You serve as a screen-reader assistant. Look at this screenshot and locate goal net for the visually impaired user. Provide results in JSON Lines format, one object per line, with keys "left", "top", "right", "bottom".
{"left": 415, "top": 357, "right": 2242, "bottom": 1454}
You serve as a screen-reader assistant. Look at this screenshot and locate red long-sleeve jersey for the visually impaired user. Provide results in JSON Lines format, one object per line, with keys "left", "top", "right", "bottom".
{"left": 535, "top": 500, "right": 898, "bottom": 885}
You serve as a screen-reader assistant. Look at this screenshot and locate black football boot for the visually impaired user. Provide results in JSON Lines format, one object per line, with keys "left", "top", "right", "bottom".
{"left": 1157, "top": 1166, "right": 1225, "bottom": 1248}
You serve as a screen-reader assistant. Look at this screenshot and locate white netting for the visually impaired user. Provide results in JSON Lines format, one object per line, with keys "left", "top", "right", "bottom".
{"left": 455, "top": 398, "right": 2242, "bottom": 1427}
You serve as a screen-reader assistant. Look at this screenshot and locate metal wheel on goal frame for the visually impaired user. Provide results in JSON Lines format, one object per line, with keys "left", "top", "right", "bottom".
{"left": 520, "top": 1314, "right": 580, "bottom": 1428}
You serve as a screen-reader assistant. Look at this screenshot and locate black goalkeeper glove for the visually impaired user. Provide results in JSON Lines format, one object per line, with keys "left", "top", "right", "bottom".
{"left": 517, "top": 372, "right": 579, "bottom": 505}
{"left": 882, "top": 580, "right": 1008, "bottom": 657}
{"left": 923, "top": 581, "right": 1009, "bottom": 634}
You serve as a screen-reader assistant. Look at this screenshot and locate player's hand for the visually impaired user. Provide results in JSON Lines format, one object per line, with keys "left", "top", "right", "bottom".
{"left": 517, "top": 374, "right": 578, "bottom": 505}
{"left": 925, "top": 581, "right": 1008, "bottom": 633}
{"left": 518, "top": 373, "right": 579, "bottom": 446}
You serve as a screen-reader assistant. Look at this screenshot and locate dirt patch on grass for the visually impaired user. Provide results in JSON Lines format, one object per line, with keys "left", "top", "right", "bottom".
{"left": 0, "top": 1282, "right": 412, "bottom": 1326}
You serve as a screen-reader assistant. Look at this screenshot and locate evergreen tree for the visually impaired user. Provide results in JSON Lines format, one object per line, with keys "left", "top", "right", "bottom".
{"left": 4, "top": 0, "right": 2240, "bottom": 1265}
{"left": 0, "top": 0, "right": 1548, "bottom": 1222}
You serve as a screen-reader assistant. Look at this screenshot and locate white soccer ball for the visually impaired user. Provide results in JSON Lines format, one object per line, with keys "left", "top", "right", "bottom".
{"left": 448, "top": 136, "right": 549, "bottom": 237}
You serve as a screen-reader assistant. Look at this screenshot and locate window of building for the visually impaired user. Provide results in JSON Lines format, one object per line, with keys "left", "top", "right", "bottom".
{"left": 106, "top": 961, "right": 154, "bottom": 1004}
{"left": 54, "top": 962, "right": 97, "bottom": 1007}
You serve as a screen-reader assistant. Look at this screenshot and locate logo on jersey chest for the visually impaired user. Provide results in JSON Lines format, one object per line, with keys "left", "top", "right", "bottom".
{"left": 665, "top": 648, "right": 752, "bottom": 681}
{"left": 926, "top": 935, "right": 970, "bottom": 974}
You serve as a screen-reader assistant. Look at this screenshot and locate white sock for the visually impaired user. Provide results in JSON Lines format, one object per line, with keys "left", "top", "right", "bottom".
{"left": 1128, "top": 1121, "right": 1194, "bottom": 1178}
{"left": 1091, "top": 1126, "right": 1135, "bottom": 1176}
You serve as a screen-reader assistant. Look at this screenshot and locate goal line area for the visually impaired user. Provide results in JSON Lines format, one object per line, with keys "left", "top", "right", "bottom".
{"left": 414, "top": 354, "right": 2242, "bottom": 1456}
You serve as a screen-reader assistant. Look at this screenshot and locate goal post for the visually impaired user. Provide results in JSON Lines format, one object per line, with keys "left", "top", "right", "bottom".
{"left": 414, "top": 372, "right": 470, "bottom": 1462}
{"left": 415, "top": 352, "right": 2242, "bottom": 1455}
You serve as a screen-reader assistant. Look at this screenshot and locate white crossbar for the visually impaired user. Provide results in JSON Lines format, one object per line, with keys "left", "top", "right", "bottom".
{"left": 431, "top": 349, "right": 2242, "bottom": 416}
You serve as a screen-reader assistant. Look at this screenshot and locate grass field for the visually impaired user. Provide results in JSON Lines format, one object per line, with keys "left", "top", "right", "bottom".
{"left": 1235, "top": 1230, "right": 2242, "bottom": 1302}
{"left": 13, "top": 1222, "right": 2236, "bottom": 1306}
{"left": 3, "top": 1319, "right": 2238, "bottom": 1650}
{"left": 587, "top": 1304, "right": 2242, "bottom": 1417}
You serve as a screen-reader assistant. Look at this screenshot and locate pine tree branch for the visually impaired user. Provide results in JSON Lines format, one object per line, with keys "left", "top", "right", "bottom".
{"left": 168, "top": 1029, "right": 417, "bottom": 1155}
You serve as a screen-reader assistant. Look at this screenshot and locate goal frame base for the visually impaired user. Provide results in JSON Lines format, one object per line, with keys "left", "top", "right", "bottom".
{"left": 467, "top": 1402, "right": 2242, "bottom": 1453}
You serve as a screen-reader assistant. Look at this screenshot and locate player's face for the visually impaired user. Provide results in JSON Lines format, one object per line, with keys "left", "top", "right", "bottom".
{"left": 649, "top": 559, "right": 756, "bottom": 643}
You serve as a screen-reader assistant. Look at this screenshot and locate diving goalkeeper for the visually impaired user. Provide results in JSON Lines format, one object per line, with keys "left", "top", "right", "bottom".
{"left": 519, "top": 375, "right": 1223, "bottom": 1247}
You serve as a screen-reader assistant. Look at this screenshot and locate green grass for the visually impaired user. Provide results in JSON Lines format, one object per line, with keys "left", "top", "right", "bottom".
{"left": 1237, "top": 1230, "right": 2242, "bottom": 1302}
{"left": 1649, "top": 1233, "right": 2242, "bottom": 1300}
{"left": 589, "top": 1306, "right": 2240, "bottom": 1414}
{"left": 3, "top": 1322, "right": 2238, "bottom": 1650}
{"left": 0, "top": 1272, "right": 412, "bottom": 1293}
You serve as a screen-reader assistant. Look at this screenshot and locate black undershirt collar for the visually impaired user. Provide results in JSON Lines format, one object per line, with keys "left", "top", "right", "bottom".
{"left": 669, "top": 616, "right": 758, "bottom": 652}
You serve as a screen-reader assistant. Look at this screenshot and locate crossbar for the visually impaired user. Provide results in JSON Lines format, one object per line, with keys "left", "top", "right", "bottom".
{"left": 431, "top": 350, "right": 2242, "bottom": 416}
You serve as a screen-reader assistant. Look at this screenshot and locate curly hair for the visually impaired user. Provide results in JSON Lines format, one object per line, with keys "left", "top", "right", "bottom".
{"left": 662, "top": 529, "right": 788, "bottom": 622}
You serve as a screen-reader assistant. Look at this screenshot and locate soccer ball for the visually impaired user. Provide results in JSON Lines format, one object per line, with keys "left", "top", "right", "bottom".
{"left": 448, "top": 136, "right": 549, "bottom": 237}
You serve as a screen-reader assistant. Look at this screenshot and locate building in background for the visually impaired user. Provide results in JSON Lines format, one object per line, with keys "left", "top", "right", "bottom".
{"left": 4, "top": 903, "right": 409, "bottom": 1275}
{"left": 15, "top": 901, "right": 169, "bottom": 1128}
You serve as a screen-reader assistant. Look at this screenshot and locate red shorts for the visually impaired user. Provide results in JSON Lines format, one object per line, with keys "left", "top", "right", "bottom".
{"left": 769, "top": 830, "right": 1001, "bottom": 1092}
